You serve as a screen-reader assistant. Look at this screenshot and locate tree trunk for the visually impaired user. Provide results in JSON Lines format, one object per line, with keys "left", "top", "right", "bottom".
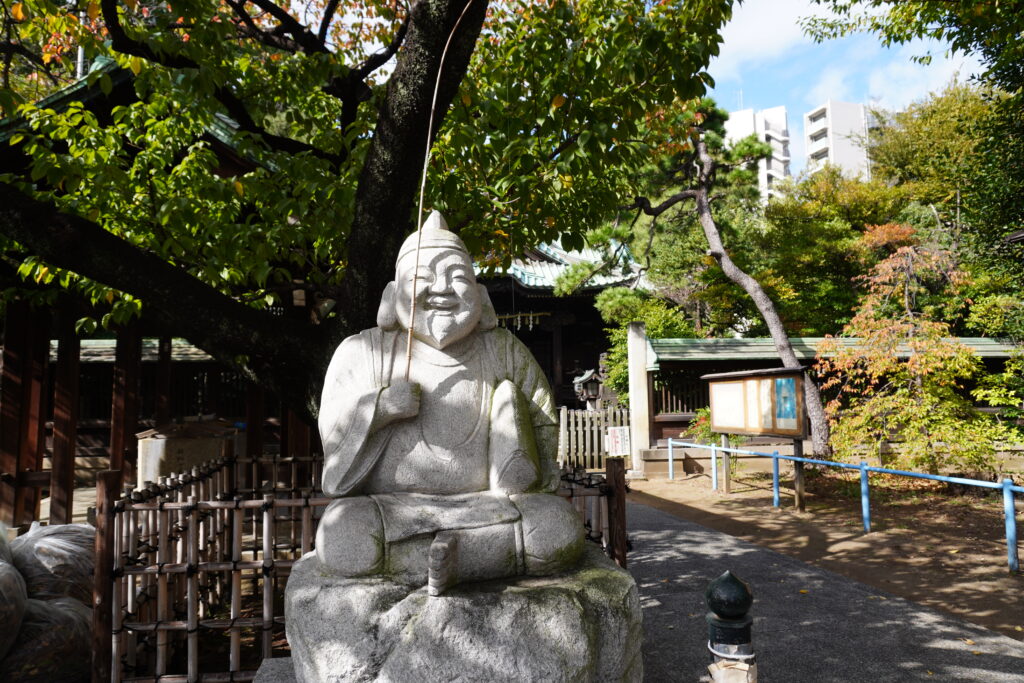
{"left": 693, "top": 140, "right": 832, "bottom": 456}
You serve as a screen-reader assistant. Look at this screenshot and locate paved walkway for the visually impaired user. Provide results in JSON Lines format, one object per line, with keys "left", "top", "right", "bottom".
{"left": 628, "top": 501, "right": 1024, "bottom": 682}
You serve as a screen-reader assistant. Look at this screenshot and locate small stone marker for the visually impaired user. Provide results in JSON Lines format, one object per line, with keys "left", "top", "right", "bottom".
{"left": 706, "top": 570, "right": 756, "bottom": 683}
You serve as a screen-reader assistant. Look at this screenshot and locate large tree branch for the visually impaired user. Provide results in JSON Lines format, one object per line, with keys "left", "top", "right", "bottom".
{"left": 100, "top": 0, "right": 335, "bottom": 163}
{"left": 0, "top": 182, "right": 334, "bottom": 417}
{"left": 317, "top": 0, "right": 343, "bottom": 43}
{"left": 0, "top": 42, "right": 60, "bottom": 84}
{"left": 338, "top": 0, "right": 489, "bottom": 332}
{"left": 227, "top": 0, "right": 304, "bottom": 53}
{"left": 352, "top": 17, "right": 411, "bottom": 81}
{"left": 100, "top": 0, "right": 197, "bottom": 68}
{"left": 247, "top": 0, "right": 328, "bottom": 54}
{"left": 324, "top": 17, "right": 410, "bottom": 132}
{"left": 690, "top": 135, "right": 832, "bottom": 455}
{"left": 624, "top": 190, "right": 699, "bottom": 217}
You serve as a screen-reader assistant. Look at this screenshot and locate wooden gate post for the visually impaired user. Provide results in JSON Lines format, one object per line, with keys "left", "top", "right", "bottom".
{"left": 16, "top": 309, "right": 51, "bottom": 525}
{"left": 92, "top": 469, "right": 120, "bottom": 683}
{"left": 0, "top": 300, "right": 28, "bottom": 525}
{"left": 720, "top": 434, "right": 731, "bottom": 495}
{"left": 50, "top": 301, "right": 80, "bottom": 525}
{"left": 605, "top": 457, "right": 628, "bottom": 569}
{"left": 793, "top": 439, "right": 806, "bottom": 513}
{"left": 109, "top": 323, "right": 141, "bottom": 481}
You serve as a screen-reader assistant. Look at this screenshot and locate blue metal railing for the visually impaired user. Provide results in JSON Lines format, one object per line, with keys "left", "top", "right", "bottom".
{"left": 665, "top": 439, "right": 1022, "bottom": 573}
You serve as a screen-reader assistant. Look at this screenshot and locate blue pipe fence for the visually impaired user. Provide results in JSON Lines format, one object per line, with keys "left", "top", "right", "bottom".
{"left": 666, "top": 439, "right": 1022, "bottom": 573}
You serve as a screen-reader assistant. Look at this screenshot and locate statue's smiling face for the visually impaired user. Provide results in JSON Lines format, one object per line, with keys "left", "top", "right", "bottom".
{"left": 395, "top": 249, "right": 482, "bottom": 349}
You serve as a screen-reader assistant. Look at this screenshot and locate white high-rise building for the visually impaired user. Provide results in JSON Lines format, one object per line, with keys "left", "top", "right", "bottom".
{"left": 804, "top": 100, "right": 870, "bottom": 178}
{"left": 724, "top": 106, "right": 791, "bottom": 200}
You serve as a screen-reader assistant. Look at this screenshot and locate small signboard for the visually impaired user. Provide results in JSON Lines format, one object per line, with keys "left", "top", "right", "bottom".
{"left": 703, "top": 367, "right": 806, "bottom": 438}
{"left": 605, "top": 426, "right": 631, "bottom": 457}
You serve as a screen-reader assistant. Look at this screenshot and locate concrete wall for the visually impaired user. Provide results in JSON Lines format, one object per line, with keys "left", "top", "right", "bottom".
{"left": 804, "top": 100, "right": 869, "bottom": 178}
{"left": 725, "top": 106, "right": 792, "bottom": 199}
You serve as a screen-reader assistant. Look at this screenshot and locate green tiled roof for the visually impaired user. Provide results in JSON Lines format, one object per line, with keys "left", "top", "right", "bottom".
{"left": 646, "top": 337, "right": 1019, "bottom": 371}
{"left": 477, "top": 241, "right": 641, "bottom": 291}
{"left": 49, "top": 338, "right": 213, "bottom": 363}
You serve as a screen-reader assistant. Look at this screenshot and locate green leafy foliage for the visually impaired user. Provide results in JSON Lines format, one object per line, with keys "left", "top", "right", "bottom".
{"left": 806, "top": 1, "right": 1024, "bottom": 301}
{"left": 973, "top": 352, "right": 1024, "bottom": 426}
{"left": 431, "top": 1, "right": 733, "bottom": 265}
{"left": 594, "top": 287, "right": 694, "bottom": 404}
{"left": 0, "top": 0, "right": 736, "bottom": 335}
{"left": 817, "top": 229, "right": 1021, "bottom": 473}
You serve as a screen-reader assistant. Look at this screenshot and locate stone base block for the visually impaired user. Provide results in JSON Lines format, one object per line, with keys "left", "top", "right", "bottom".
{"left": 283, "top": 544, "right": 642, "bottom": 682}
{"left": 254, "top": 656, "right": 296, "bottom": 682}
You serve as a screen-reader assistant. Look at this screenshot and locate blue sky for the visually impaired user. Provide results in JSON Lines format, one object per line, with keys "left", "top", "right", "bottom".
{"left": 706, "top": 0, "right": 982, "bottom": 174}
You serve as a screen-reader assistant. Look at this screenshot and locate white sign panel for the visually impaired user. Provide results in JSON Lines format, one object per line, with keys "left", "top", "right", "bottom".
{"left": 709, "top": 381, "right": 745, "bottom": 429}
{"left": 605, "top": 427, "right": 631, "bottom": 456}
{"left": 707, "top": 373, "right": 805, "bottom": 438}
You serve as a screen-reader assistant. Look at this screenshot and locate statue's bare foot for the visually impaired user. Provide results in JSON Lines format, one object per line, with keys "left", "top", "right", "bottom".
{"left": 427, "top": 532, "right": 458, "bottom": 597}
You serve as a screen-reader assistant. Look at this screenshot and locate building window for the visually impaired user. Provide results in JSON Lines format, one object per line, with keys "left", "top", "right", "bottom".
{"left": 810, "top": 129, "right": 827, "bottom": 142}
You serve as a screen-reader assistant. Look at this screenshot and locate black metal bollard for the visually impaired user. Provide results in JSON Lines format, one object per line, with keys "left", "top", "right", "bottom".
{"left": 705, "top": 570, "right": 756, "bottom": 682}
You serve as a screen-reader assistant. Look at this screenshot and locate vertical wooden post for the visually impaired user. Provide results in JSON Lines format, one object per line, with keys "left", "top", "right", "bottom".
{"left": 110, "top": 323, "right": 141, "bottom": 482}
{"left": 245, "top": 384, "right": 264, "bottom": 493}
{"left": 16, "top": 309, "right": 50, "bottom": 524}
{"left": 0, "top": 300, "right": 28, "bottom": 525}
{"left": 186, "top": 495, "right": 199, "bottom": 683}
{"left": 605, "top": 457, "right": 628, "bottom": 569}
{"left": 155, "top": 335, "right": 172, "bottom": 425}
{"left": 721, "top": 434, "right": 731, "bottom": 495}
{"left": 262, "top": 493, "right": 275, "bottom": 658}
{"left": 288, "top": 412, "right": 310, "bottom": 463}
{"left": 279, "top": 406, "right": 290, "bottom": 459}
{"left": 50, "top": 302, "right": 80, "bottom": 525}
{"left": 552, "top": 321, "right": 563, "bottom": 401}
{"left": 793, "top": 439, "right": 806, "bottom": 513}
{"left": 91, "top": 469, "right": 119, "bottom": 683}
{"left": 230, "top": 501, "right": 243, "bottom": 673}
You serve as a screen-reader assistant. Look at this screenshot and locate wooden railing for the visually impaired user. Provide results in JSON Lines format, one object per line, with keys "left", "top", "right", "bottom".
{"left": 558, "top": 406, "right": 630, "bottom": 470}
{"left": 652, "top": 373, "right": 708, "bottom": 415}
{"left": 91, "top": 452, "right": 628, "bottom": 682}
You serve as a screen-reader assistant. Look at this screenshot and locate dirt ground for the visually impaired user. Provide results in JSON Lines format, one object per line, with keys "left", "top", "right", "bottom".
{"left": 628, "top": 467, "right": 1024, "bottom": 642}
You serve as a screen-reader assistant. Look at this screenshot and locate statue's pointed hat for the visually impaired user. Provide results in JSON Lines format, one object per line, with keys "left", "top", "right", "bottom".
{"left": 397, "top": 211, "right": 469, "bottom": 264}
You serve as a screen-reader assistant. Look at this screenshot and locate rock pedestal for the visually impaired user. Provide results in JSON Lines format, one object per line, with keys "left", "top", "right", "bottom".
{"left": 282, "top": 544, "right": 642, "bottom": 683}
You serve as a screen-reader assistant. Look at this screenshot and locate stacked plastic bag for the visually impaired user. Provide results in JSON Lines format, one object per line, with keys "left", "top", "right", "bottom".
{"left": 0, "top": 523, "right": 94, "bottom": 682}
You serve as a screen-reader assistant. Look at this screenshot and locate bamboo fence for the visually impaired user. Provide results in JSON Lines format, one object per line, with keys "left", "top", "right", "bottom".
{"left": 91, "top": 450, "right": 628, "bottom": 682}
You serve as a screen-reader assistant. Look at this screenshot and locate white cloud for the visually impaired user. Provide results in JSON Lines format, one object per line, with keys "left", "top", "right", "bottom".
{"left": 805, "top": 66, "right": 853, "bottom": 109}
{"left": 710, "top": 0, "right": 828, "bottom": 83}
{"left": 865, "top": 41, "right": 983, "bottom": 110}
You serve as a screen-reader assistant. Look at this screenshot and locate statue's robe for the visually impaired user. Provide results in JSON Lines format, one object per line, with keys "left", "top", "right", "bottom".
{"left": 319, "top": 326, "right": 559, "bottom": 544}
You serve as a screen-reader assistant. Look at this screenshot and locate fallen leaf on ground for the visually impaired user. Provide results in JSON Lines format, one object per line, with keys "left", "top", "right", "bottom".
{"left": 799, "top": 589, "right": 809, "bottom": 594}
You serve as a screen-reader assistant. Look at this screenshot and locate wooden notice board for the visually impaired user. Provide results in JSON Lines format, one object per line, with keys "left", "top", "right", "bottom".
{"left": 704, "top": 368, "right": 806, "bottom": 439}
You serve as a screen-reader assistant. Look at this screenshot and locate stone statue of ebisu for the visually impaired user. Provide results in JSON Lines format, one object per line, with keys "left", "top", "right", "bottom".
{"left": 315, "top": 211, "right": 583, "bottom": 596}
